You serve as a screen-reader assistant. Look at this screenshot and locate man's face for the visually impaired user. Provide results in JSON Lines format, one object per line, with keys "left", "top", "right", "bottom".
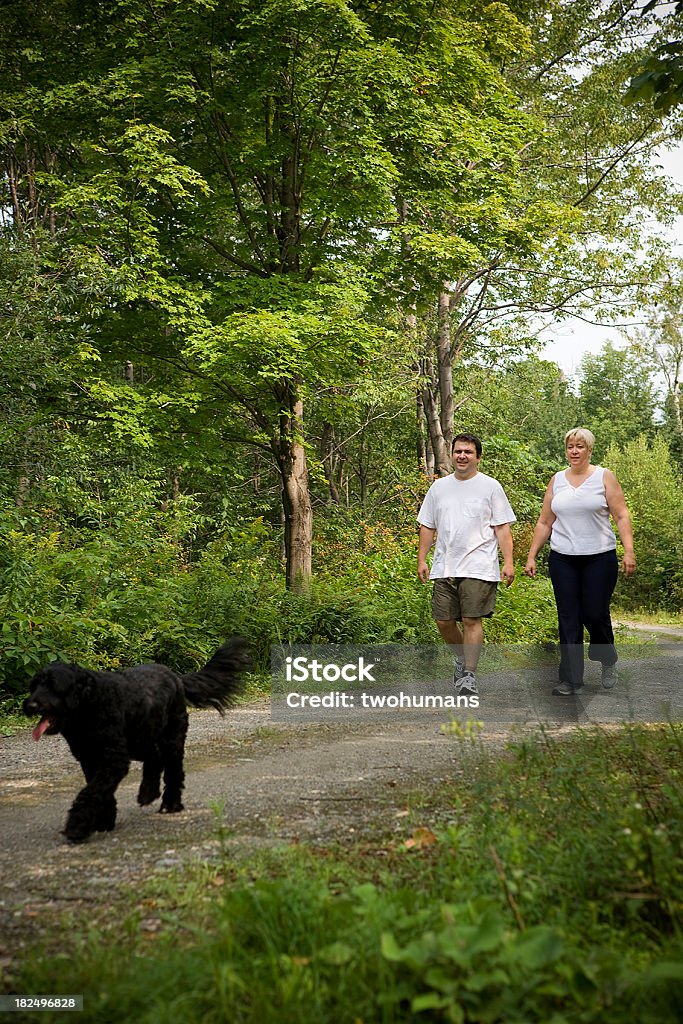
{"left": 451, "top": 442, "right": 480, "bottom": 479}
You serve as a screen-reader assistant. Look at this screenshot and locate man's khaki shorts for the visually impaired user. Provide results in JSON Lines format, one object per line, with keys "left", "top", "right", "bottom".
{"left": 431, "top": 577, "right": 498, "bottom": 621}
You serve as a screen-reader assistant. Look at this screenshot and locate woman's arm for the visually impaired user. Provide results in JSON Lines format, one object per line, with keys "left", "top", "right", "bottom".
{"left": 604, "top": 470, "right": 636, "bottom": 575}
{"left": 524, "top": 478, "right": 556, "bottom": 578}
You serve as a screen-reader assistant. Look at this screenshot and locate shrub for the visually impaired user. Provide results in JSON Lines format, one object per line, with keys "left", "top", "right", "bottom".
{"left": 605, "top": 436, "right": 683, "bottom": 611}
{"left": 0, "top": 492, "right": 559, "bottom": 701}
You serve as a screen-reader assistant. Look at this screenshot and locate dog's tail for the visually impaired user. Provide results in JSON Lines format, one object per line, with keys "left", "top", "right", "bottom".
{"left": 181, "top": 638, "right": 251, "bottom": 715}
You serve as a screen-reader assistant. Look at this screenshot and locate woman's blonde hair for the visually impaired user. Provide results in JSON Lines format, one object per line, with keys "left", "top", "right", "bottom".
{"left": 564, "top": 427, "right": 595, "bottom": 449}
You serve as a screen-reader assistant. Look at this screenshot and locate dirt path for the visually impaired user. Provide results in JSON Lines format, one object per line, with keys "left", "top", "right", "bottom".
{"left": 615, "top": 619, "right": 683, "bottom": 639}
{"left": 0, "top": 704, "right": 494, "bottom": 965}
{"left": 1, "top": 635, "right": 681, "bottom": 969}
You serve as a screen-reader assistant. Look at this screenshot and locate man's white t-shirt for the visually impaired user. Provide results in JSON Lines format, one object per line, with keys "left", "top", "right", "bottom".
{"left": 417, "top": 472, "right": 516, "bottom": 581}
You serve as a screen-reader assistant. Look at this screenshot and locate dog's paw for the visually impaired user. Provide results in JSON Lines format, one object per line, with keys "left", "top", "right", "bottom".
{"left": 159, "top": 800, "right": 184, "bottom": 814}
{"left": 94, "top": 798, "right": 117, "bottom": 831}
{"left": 137, "top": 781, "right": 161, "bottom": 806}
{"left": 62, "top": 828, "right": 91, "bottom": 845}
{"left": 94, "top": 818, "right": 116, "bottom": 832}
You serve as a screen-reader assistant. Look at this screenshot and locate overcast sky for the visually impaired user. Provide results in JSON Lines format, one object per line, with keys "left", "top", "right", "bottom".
{"left": 537, "top": 143, "right": 683, "bottom": 377}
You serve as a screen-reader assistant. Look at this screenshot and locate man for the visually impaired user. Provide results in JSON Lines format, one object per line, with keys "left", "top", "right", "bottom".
{"left": 417, "top": 433, "right": 516, "bottom": 696}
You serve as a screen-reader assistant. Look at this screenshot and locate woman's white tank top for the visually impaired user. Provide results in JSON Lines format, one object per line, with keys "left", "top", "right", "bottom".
{"left": 549, "top": 466, "right": 617, "bottom": 555}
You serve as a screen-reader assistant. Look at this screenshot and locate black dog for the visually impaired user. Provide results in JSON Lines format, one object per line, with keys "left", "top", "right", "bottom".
{"left": 23, "top": 639, "right": 250, "bottom": 843}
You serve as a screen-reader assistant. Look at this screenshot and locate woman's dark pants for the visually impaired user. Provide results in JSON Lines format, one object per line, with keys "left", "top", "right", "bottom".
{"left": 548, "top": 549, "right": 619, "bottom": 688}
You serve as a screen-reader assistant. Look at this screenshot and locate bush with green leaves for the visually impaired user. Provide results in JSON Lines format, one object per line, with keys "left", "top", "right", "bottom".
{"left": 605, "top": 436, "right": 683, "bottom": 611}
{"left": 1, "top": 488, "right": 562, "bottom": 700}
{"left": 0, "top": 491, "right": 219, "bottom": 695}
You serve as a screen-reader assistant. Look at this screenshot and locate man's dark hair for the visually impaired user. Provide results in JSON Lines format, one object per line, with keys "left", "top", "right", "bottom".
{"left": 452, "top": 433, "right": 482, "bottom": 458}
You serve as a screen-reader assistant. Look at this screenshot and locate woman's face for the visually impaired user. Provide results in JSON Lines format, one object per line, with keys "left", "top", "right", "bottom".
{"left": 566, "top": 437, "right": 592, "bottom": 467}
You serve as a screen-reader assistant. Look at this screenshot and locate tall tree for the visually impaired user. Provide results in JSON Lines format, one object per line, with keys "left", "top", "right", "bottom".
{"left": 1, "top": 0, "right": 541, "bottom": 585}
{"left": 411, "top": 0, "right": 683, "bottom": 474}
{"left": 628, "top": 269, "right": 683, "bottom": 466}
{"left": 625, "top": 0, "right": 683, "bottom": 111}
{"left": 577, "top": 341, "right": 658, "bottom": 453}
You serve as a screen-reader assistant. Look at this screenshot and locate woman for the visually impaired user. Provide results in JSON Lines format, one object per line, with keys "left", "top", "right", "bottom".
{"left": 524, "top": 428, "right": 636, "bottom": 695}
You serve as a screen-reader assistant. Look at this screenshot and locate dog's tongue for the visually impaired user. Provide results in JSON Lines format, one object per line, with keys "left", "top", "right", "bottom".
{"left": 32, "top": 717, "right": 51, "bottom": 742}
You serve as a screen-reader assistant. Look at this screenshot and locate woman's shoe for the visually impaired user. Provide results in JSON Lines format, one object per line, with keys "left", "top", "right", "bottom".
{"left": 601, "top": 664, "right": 618, "bottom": 689}
{"left": 552, "top": 681, "right": 583, "bottom": 696}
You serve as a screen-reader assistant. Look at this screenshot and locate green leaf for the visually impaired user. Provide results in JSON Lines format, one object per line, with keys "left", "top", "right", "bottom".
{"left": 411, "top": 992, "right": 456, "bottom": 1015}
{"left": 318, "top": 941, "right": 353, "bottom": 966}
{"left": 380, "top": 932, "right": 403, "bottom": 962}
{"left": 636, "top": 961, "right": 683, "bottom": 986}
{"left": 507, "top": 927, "right": 564, "bottom": 970}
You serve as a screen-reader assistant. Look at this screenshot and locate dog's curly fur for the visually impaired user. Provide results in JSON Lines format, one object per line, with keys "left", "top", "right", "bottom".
{"left": 23, "top": 639, "right": 250, "bottom": 843}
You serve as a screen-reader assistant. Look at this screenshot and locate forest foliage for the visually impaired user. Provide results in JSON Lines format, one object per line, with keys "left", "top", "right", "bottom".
{"left": 1, "top": 0, "right": 683, "bottom": 698}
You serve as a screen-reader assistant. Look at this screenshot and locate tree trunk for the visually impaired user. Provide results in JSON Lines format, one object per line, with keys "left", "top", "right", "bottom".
{"left": 358, "top": 462, "right": 368, "bottom": 505}
{"left": 673, "top": 376, "right": 682, "bottom": 437}
{"left": 273, "top": 389, "right": 313, "bottom": 592}
{"left": 320, "top": 421, "right": 340, "bottom": 503}
{"left": 416, "top": 389, "right": 429, "bottom": 475}
{"left": 15, "top": 475, "right": 30, "bottom": 507}
{"left": 420, "top": 355, "right": 451, "bottom": 477}
{"left": 437, "top": 290, "right": 454, "bottom": 452}
{"left": 414, "top": 290, "right": 455, "bottom": 479}
{"left": 668, "top": 346, "right": 683, "bottom": 440}
{"left": 425, "top": 430, "right": 435, "bottom": 479}
{"left": 270, "top": 93, "right": 311, "bottom": 587}
{"left": 422, "top": 387, "right": 450, "bottom": 475}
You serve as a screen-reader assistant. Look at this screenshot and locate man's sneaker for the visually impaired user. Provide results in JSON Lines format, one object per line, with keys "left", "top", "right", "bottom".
{"left": 601, "top": 664, "right": 618, "bottom": 690}
{"left": 456, "top": 671, "right": 478, "bottom": 697}
{"left": 453, "top": 657, "right": 465, "bottom": 682}
{"left": 551, "top": 681, "right": 583, "bottom": 696}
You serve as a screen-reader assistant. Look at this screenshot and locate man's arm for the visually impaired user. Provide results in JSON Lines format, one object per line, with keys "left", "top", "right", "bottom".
{"left": 493, "top": 523, "right": 515, "bottom": 587}
{"left": 418, "top": 525, "right": 436, "bottom": 583}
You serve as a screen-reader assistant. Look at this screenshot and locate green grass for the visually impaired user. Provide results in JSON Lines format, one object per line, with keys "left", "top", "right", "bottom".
{"left": 613, "top": 608, "right": 683, "bottom": 628}
{"left": 0, "top": 697, "right": 28, "bottom": 735}
{"left": 6, "top": 723, "right": 683, "bottom": 1023}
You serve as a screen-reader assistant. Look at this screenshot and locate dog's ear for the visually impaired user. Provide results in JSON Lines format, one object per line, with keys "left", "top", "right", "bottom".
{"left": 42, "top": 663, "right": 95, "bottom": 712}
{"left": 57, "top": 666, "right": 95, "bottom": 710}
{"left": 26, "top": 671, "right": 44, "bottom": 696}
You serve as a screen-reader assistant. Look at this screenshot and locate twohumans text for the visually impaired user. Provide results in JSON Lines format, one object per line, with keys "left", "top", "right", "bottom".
{"left": 285, "top": 690, "right": 479, "bottom": 710}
